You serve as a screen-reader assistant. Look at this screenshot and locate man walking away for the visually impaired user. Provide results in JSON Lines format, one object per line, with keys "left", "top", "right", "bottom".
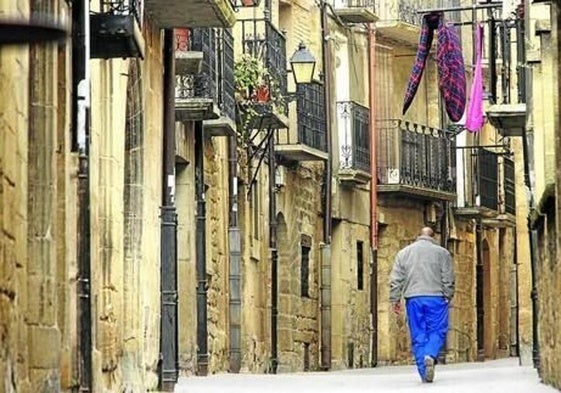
{"left": 389, "top": 227, "right": 455, "bottom": 383}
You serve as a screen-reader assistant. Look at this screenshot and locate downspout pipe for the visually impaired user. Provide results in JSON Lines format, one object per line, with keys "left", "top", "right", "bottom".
{"left": 195, "top": 120, "right": 209, "bottom": 376}
{"left": 228, "top": 135, "right": 242, "bottom": 373}
{"left": 367, "top": 24, "right": 378, "bottom": 368}
{"left": 268, "top": 130, "right": 279, "bottom": 374}
{"left": 73, "top": 0, "right": 92, "bottom": 390}
{"left": 521, "top": 0, "right": 540, "bottom": 370}
{"left": 159, "top": 29, "right": 179, "bottom": 391}
{"left": 321, "top": 1, "right": 333, "bottom": 244}
{"left": 320, "top": 1, "right": 333, "bottom": 371}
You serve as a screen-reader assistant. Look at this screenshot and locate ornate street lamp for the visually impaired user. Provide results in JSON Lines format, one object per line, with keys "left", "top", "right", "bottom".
{"left": 290, "top": 42, "right": 316, "bottom": 85}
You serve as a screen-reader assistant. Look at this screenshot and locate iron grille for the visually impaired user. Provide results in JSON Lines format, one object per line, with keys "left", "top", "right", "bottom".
{"left": 377, "top": 119, "right": 455, "bottom": 193}
{"left": 99, "top": 0, "right": 142, "bottom": 24}
{"left": 332, "top": 0, "right": 375, "bottom": 9}
{"left": 175, "top": 28, "right": 235, "bottom": 123}
{"left": 337, "top": 101, "right": 370, "bottom": 172}
{"left": 240, "top": 19, "right": 288, "bottom": 114}
{"left": 478, "top": 149, "right": 499, "bottom": 211}
{"left": 221, "top": 29, "right": 236, "bottom": 121}
{"left": 397, "top": 0, "right": 423, "bottom": 25}
{"left": 175, "top": 28, "right": 217, "bottom": 100}
{"left": 504, "top": 157, "right": 516, "bottom": 215}
{"left": 295, "top": 82, "right": 327, "bottom": 151}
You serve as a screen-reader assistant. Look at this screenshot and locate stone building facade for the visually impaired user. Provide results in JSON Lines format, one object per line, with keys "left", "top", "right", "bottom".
{"left": 1, "top": 1, "right": 78, "bottom": 391}
{"left": 524, "top": 0, "right": 561, "bottom": 389}
{"left": 0, "top": 0, "right": 539, "bottom": 392}
{"left": 175, "top": 0, "right": 375, "bottom": 374}
{"left": 374, "top": 0, "right": 518, "bottom": 367}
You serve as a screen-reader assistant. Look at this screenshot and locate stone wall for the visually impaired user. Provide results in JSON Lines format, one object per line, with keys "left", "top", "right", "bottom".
{"left": 275, "top": 165, "right": 324, "bottom": 372}
{"left": 535, "top": 201, "right": 561, "bottom": 389}
{"left": 176, "top": 123, "right": 197, "bottom": 375}
{"left": 0, "top": 4, "right": 31, "bottom": 391}
{"left": 376, "top": 196, "right": 515, "bottom": 366}
{"left": 446, "top": 219, "right": 477, "bottom": 363}
{"left": 376, "top": 197, "right": 427, "bottom": 364}
{"left": 0, "top": 1, "right": 79, "bottom": 392}
{"left": 205, "top": 137, "right": 230, "bottom": 373}
{"left": 89, "top": 22, "right": 163, "bottom": 392}
{"left": 330, "top": 221, "right": 371, "bottom": 370}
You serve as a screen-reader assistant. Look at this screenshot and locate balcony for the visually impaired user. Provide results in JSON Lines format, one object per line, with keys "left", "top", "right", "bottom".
{"left": 504, "top": 156, "right": 516, "bottom": 216}
{"left": 174, "top": 28, "right": 236, "bottom": 136}
{"left": 144, "top": 0, "right": 236, "bottom": 29}
{"left": 377, "top": 120, "right": 456, "bottom": 201}
{"left": 329, "top": 0, "right": 378, "bottom": 24}
{"left": 90, "top": 0, "right": 144, "bottom": 59}
{"left": 375, "top": 0, "right": 423, "bottom": 46}
{"left": 276, "top": 81, "right": 328, "bottom": 162}
{"left": 484, "top": 16, "right": 527, "bottom": 137}
{"left": 337, "top": 101, "right": 371, "bottom": 185}
{"left": 236, "top": 19, "right": 289, "bottom": 130}
{"left": 455, "top": 148, "right": 516, "bottom": 225}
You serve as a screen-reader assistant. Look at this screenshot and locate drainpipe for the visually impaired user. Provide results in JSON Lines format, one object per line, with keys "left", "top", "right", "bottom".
{"left": 268, "top": 130, "right": 279, "bottom": 374}
{"left": 320, "top": 1, "right": 333, "bottom": 371}
{"left": 159, "top": 29, "right": 179, "bottom": 391}
{"left": 521, "top": 0, "right": 540, "bottom": 370}
{"left": 228, "top": 135, "right": 242, "bottom": 373}
{"left": 522, "top": 124, "right": 540, "bottom": 370}
{"left": 367, "top": 23, "right": 378, "bottom": 368}
{"left": 475, "top": 220, "right": 485, "bottom": 361}
{"left": 73, "top": 0, "right": 92, "bottom": 390}
{"left": 195, "top": 120, "right": 209, "bottom": 376}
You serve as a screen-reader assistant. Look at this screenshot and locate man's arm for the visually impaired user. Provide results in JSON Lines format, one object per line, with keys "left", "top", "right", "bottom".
{"left": 389, "top": 253, "right": 405, "bottom": 303}
{"left": 441, "top": 250, "right": 455, "bottom": 300}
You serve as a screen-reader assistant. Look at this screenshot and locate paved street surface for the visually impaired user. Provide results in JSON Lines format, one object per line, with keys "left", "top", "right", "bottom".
{"left": 175, "top": 358, "right": 558, "bottom": 393}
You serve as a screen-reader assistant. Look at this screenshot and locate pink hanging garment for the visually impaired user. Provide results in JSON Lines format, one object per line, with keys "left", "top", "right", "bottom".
{"left": 465, "top": 23, "right": 485, "bottom": 132}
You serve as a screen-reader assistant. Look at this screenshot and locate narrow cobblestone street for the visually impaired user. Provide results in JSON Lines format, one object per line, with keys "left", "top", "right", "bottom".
{"left": 175, "top": 358, "right": 557, "bottom": 393}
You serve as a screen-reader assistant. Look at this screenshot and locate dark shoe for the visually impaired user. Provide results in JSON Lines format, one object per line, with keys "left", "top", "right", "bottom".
{"left": 424, "top": 356, "right": 435, "bottom": 383}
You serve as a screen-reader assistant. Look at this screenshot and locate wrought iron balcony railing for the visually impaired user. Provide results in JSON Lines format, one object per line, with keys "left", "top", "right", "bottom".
{"left": 477, "top": 149, "right": 499, "bottom": 211}
{"left": 331, "top": 0, "right": 375, "bottom": 8}
{"left": 90, "top": 0, "right": 144, "bottom": 58}
{"left": 377, "top": 0, "right": 462, "bottom": 27}
{"left": 220, "top": 29, "right": 236, "bottom": 121}
{"left": 503, "top": 156, "right": 515, "bottom": 215}
{"left": 377, "top": 0, "right": 422, "bottom": 26}
{"left": 329, "top": 0, "right": 378, "bottom": 24}
{"left": 294, "top": 81, "right": 327, "bottom": 152}
{"left": 176, "top": 28, "right": 217, "bottom": 101}
{"left": 98, "top": 0, "right": 142, "bottom": 24}
{"left": 456, "top": 148, "right": 516, "bottom": 215}
{"left": 485, "top": 17, "right": 526, "bottom": 105}
{"left": 337, "top": 101, "right": 370, "bottom": 173}
{"left": 175, "top": 28, "right": 235, "bottom": 121}
{"left": 377, "top": 119, "right": 455, "bottom": 193}
{"left": 239, "top": 18, "right": 288, "bottom": 114}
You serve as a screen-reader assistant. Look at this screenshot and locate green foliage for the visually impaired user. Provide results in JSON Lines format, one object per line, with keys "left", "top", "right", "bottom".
{"left": 234, "top": 53, "right": 286, "bottom": 149}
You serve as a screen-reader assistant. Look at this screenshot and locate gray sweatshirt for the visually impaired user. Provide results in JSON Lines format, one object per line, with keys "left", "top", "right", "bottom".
{"left": 389, "top": 236, "right": 455, "bottom": 302}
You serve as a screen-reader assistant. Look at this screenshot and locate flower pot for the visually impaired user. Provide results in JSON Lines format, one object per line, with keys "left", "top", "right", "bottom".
{"left": 255, "top": 85, "right": 270, "bottom": 102}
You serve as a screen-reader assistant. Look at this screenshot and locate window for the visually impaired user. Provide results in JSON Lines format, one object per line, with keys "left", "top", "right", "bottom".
{"left": 357, "top": 240, "right": 364, "bottom": 290}
{"left": 301, "top": 235, "right": 311, "bottom": 297}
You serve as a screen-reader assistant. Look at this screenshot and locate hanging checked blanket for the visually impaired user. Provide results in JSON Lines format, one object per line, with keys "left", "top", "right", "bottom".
{"left": 402, "top": 13, "right": 466, "bottom": 123}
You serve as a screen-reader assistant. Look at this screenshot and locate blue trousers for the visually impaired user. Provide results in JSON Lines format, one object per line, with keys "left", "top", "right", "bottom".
{"left": 405, "top": 296, "right": 449, "bottom": 380}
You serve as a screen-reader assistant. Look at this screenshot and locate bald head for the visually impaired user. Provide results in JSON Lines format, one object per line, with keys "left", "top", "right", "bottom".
{"left": 420, "top": 227, "right": 434, "bottom": 237}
